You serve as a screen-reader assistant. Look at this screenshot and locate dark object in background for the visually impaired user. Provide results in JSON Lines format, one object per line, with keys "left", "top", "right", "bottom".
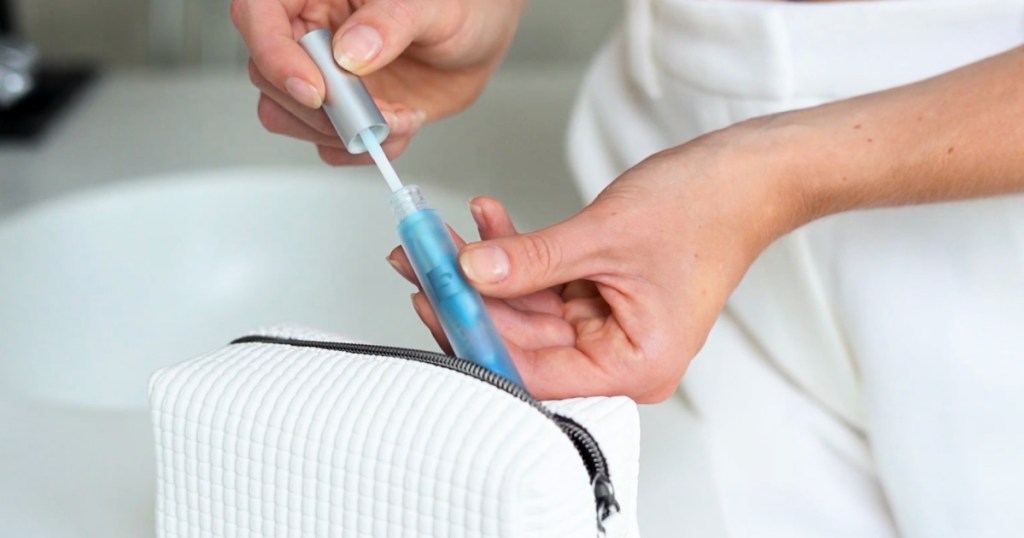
{"left": 0, "top": 0, "right": 13, "bottom": 34}
{"left": 0, "top": 65, "right": 95, "bottom": 142}
{"left": 0, "top": 0, "right": 96, "bottom": 143}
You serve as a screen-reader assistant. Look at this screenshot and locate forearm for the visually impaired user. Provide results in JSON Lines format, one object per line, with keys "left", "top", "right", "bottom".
{"left": 770, "top": 45, "right": 1024, "bottom": 222}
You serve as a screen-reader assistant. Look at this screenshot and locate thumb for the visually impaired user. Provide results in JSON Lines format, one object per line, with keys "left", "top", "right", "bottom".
{"left": 333, "top": 0, "right": 444, "bottom": 75}
{"left": 458, "top": 210, "right": 610, "bottom": 298}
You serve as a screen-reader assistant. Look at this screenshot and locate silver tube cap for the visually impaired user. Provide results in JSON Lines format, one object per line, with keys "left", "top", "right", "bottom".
{"left": 299, "top": 28, "right": 389, "bottom": 154}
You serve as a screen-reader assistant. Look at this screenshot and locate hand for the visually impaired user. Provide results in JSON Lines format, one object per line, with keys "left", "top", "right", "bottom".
{"left": 385, "top": 44, "right": 1024, "bottom": 402}
{"left": 231, "top": 0, "right": 525, "bottom": 165}
{"left": 387, "top": 123, "right": 804, "bottom": 402}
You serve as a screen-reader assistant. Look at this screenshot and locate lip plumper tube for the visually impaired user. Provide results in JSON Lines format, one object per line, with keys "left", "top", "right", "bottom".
{"left": 299, "top": 29, "right": 526, "bottom": 388}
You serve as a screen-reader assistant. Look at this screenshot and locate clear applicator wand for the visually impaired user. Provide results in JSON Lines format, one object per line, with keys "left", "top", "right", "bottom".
{"left": 299, "top": 29, "right": 525, "bottom": 389}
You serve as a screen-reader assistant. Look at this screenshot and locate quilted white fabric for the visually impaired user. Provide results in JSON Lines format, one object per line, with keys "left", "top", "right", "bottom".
{"left": 149, "top": 327, "right": 640, "bottom": 537}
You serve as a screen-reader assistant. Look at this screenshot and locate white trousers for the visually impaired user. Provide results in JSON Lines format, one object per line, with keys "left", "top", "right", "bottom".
{"left": 567, "top": 1, "right": 1024, "bottom": 536}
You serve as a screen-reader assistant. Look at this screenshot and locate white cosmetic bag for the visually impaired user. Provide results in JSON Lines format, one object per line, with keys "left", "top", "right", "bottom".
{"left": 149, "top": 326, "right": 640, "bottom": 537}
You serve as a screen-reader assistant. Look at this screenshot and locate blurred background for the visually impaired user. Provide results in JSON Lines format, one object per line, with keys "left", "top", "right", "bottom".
{"left": 0, "top": 1, "right": 725, "bottom": 537}
{"left": 19, "top": 0, "right": 617, "bottom": 67}
{"left": 1, "top": 0, "right": 620, "bottom": 216}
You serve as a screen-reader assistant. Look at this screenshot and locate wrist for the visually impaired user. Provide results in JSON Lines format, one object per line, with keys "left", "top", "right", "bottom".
{"left": 729, "top": 104, "right": 898, "bottom": 232}
{"left": 701, "top": 116, "right": 828, "bottom": 243}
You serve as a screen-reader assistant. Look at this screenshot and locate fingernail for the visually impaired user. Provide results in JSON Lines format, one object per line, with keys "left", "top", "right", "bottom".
{"left": 285, "top": 77, "right": 322, "bottom": 108}
{"left": 386, "top": 256, "right": 410, "bottom": 279}
{"left": 386, "top": 255, "right": 401, "bottom": 272}
{"left": 382, "top": 110, "right": 399, "bottom": 130}
{"left": 460, "top": 246, "right": 509, "bottom": 284}
{"left": 468, "top": 201, "right": 484, "bottom": 227}
{"left": 411, "top": 110, "right": 427, "bottom": 128}
{"left": 410, "top": 292, "right": 425, "bottom": 311}
{"left": 334, "top": 25, "right": 383, "bottom": 72}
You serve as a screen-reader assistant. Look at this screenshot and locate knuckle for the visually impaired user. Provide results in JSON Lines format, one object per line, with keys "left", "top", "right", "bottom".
{"left": 380, "top": 0, "right": 419, "bottom": 31}
{"left": 520, "top": 233, "right": 562, "bottom": 283}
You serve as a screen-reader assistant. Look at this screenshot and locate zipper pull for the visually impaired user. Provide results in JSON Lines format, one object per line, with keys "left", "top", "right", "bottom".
{"left": 593, "top": 472, "right": 621, "bottom": 535}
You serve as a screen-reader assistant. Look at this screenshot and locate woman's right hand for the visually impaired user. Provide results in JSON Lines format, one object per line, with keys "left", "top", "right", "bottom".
{"left": 231, "top": 0, "right": 526, "bottom": 165}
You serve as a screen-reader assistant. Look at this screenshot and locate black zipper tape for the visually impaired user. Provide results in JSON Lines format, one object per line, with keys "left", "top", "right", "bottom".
{"left": 230, "top": 334, "right": 621, "bottom": 532}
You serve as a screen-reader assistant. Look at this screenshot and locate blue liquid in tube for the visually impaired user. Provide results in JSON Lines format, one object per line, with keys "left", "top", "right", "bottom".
{"left": 361, "top": 130, "right": 525, "bottom": 388}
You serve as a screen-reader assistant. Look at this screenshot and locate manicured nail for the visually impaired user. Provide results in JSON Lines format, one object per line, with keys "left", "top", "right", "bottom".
{"left": 334, "top": 25, "right": 383, "bottom": 72}
{"left": 460, "top": 246, "right": 509, "bottom": 284}
{"left": 284, "top": 77, "right": 322, "bottom": 108}
{"left": 468, "top": 202, "right": 485, "bottom": 227}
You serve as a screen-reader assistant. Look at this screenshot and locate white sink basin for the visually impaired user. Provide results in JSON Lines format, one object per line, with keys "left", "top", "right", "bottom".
{"left": 0, "top": 167, "right": 491, "bottom": 536}
{"left": 0, "top": 167, "right": 474, "bottom": 408}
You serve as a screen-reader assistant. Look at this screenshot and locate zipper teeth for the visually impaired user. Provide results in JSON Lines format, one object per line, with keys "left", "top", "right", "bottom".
{"left": 231, "top": 335, "right": 539, "bottom": 406}
{"left": 230, "top": 335, "right": 618, "bottom": 521}
{"left": 554, "top": 415, "right": 604, "bottom": 479}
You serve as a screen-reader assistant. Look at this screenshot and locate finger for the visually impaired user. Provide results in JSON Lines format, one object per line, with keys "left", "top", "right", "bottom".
{"left": 486, "top": 301, "right": 575, "bottom": 349}
{"left": 517, "top": 347, "right": 609, "bottom": 400}
{"left": 563, "top": 296, "right": 611, "bottom": 326}
{"left": 388, "top": 220, "right": 572, "bottom": 350}
{"left": 393, "top": 232, "right": 573, "bottom": 349}
{"left": 448, "top": 225, "right": 467, "bottom": 248}
{"left": 504, "top": 289, "right": 566, "bottom": 318}
{"left": 386, "top": 225, "right": 470, "bottom": 287}
{"left": 250, "top": 60, "right": 337, "bottom": 136}
{"left": 458, "top": 208, "right": 613, "bottom": 299}
{"left": 258, "top": 93, "right": 346, "bottom": 146}
{"left": 373, "top": 100, "right": 429, "bottom": 137}
{"left": 415, "top": 289, "right": 573, "bottom": 362}
{"left": 467, "top": 197, "right": 566, "bottom": 316}
{"left": 387, "top": 246, "right": 419, "bottom": 287}
{"left": 253, "top": 61, "right": 427, "bottom": 144}
{"left": 514, "top": 323, "right": 671, "bottom": 403}
{"left": 258, "top": 94, "right": 425, "bottom": 149}
{"left": 411, "top": 292, "right": 453, "bottom": 355}
{"left": 469, "top": 196, "right": 518, "bottom": 239}
{"left": 386, "top": 224, "right": 467, "bottom": 278}
{"left": 515, "top": 346, "right": 632, "bottom": 401}
{"left": 232, "top": 0, "right": 325, "bottom": 108}
{"left": 317, "top": 96, "right": 426, "bottom": 162}
{"left": 332, "top": 0, "right": 451, "bottom": 75}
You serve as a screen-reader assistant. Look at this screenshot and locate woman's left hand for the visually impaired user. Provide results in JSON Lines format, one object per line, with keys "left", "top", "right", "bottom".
{"left": 387, "top": 121, "right": 803, "bottom": 402}
{"left": 387, "top": 44, "right": 1024, "bottom": 402}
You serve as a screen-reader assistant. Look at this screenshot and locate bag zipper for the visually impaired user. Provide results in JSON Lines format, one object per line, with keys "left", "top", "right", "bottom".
{"left": 231, "top": 335, "right": 621, "bottom": 534}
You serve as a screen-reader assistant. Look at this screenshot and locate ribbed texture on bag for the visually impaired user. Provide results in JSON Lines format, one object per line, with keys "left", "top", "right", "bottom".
{"left": 149, "top": 328, "right": 639, "bottom": 537}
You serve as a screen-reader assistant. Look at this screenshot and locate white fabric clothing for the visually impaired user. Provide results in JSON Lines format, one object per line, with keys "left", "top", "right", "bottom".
{"left": 568, "top": 0, "right": 1024, "bottom": 536}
